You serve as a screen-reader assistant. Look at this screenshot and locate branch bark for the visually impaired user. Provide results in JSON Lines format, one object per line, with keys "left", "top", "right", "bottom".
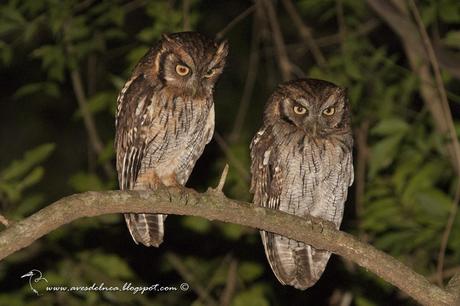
{"left": 0, "top": 187, "right": 456, "bottom": 305}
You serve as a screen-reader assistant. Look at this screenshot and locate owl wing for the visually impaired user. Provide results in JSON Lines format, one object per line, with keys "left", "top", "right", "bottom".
{"left": 250, "top": 126, "right": 283, "bottom": 210}
{"left": 115, "top": 73, "right": 150, "bottom": 190}
{"left": 115, "top": 73, "right": 165, "bottom": 247}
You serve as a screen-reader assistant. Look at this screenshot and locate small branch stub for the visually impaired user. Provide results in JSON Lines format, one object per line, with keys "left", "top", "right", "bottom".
{"left": 215, "top": 163, "right": 229, "bottom": 193}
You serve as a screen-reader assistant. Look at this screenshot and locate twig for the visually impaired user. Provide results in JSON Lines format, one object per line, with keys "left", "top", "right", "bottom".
{"left": 182, "top": 0, "right": 191, "bottom": 31}
{"left": 219, "top": 259, "right": 238, "bottom": 306}
{"left": 262, "top": 0, "right": 292, "bottom": 81}
{"left": 215, "top": 164, "right": 229, "bottom": 192}
{"left": 0, "top": 188, "right": 455, "bottom": 305}
{"left": 216, "top": 5, "right": 256, "bottom": 39}
{"left": 436, "top": 186, "right": 460, "bottom": 286}
{"left": 354, "top": 121, "right": 369, "bottom": 237}
{"left": 214, "top": 132, "right": 250, "bottom": 181}
{"left": 230, "top": 3, "right": 261, "bottom": 142}
{"left": 166, "top": 253, "right": 218, "bottom": 306}
{"left": 70, "top": 70, "right": 115, "bottom": 178}
{"left": 336, "top": 0, "right": 347, "bottom": 49}
{"left": 315, "top": 19, "right": 380, "bottom": 48}
{"left": 339, "top": 291, "right": 353, "bottom": 306}
{"left": 406, "top": 0, "right": 460, "bottom": 287}
{"left": 0, "top": 214, "right": 9, "bottom": 227}
{"left": 280, "top": 0, "right": 326, "bottom": 66}
{"left": 367, "top": 0, "right": 460, "bottom": 175}
{"left": 429, "top": 266, "right": 460, "bottom": 282}
{"left": 122, "top": 0, "right": 148, "bottom": 13}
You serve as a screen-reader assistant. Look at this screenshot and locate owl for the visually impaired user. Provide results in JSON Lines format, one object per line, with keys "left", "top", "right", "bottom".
{"left": 250, "top": 78, "right": 353, "bottom": 289}
{"left": 115, "top": 32, "right": 228, "bottom": 247}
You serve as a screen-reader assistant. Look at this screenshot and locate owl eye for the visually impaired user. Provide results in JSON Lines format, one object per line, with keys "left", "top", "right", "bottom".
{"left": 175, "top": 64, "right": 190, "bottom": 76}
{"left": 204, "top": 68, "right": 216, "bottom": 78}
{"left": 323, "top": 107, "right": 335, "bottom": 116}
{"left": 293, "top": 105, "right": 307, "bottom": 115}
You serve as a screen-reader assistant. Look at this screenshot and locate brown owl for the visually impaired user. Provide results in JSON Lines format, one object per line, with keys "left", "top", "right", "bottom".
{"left": 115, "top": 32, "right": 228, "bottom": 247}
{"left": 250, "top": 78, "right": 353, "bottom": 289}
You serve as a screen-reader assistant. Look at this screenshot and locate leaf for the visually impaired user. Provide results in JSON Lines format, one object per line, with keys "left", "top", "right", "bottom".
{"left": 14, "top": 82, "right": 60, "bottom": 99}
{"left": 16, "top": 167, "right": 44, "bottom": 190}
{"left": 402, "top": 161, "right": 445, "bottom": 204}
{"left": 74, "top": 91, "right": 115, "bottom": 118}
{"left": 444, "top": 30, "right": 460, "bottom": 49}
{"left": 414, "top": 188, "right": 451, "bottom": 218}
{"left": 231, "top": 285, "right": 269, "bottom": 306}
{"left": 1, "top": 143, "right": 55, "bottom": 181}
{"left": 31, "top": 45, "right": 66, "bottom": 81}
{"left": 368, "top": 135, "right": 403, "bottom": 177}
{"left": 0, "top": 41, "right": 12, "bottom": 65}
{"left": 86, "top": 253, "right": 134, "bottom": 279}
{"left": 97, "top": 141, "right": 115, "bottom": 165}
{"left": 371, "top": 118, "right": 409, "bottom": 136}
{"left": 439, "top": 0, "right": 460, "bottom": 23}
{"left": 238, "top": 262, "right": 263, "bottom": 282}
{"left": 68, "top": 172, "right": 105, "bottom": 192}
{"left": 182, "top": 216, "right": 211, "bottom": 233}
{"left": 220, "top": 223, "right": 244, "bottom": 240}
{"left": 355, "top": 295, "right": 378, "bottom": 306}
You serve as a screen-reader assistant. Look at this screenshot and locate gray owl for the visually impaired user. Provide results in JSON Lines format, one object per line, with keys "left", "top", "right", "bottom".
{"left": 115, "top": 32, "right": 228, "bottom": 247}
{"left": 250, "top": 78, "right": 353, "bottom": 289}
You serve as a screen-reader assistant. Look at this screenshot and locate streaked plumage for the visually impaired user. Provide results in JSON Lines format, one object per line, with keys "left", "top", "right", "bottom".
{"left": 115, "top": 32, "right": 228, "bottom": 247}
{"left": 250, "top": 78, "right": 353, "bottom": 289}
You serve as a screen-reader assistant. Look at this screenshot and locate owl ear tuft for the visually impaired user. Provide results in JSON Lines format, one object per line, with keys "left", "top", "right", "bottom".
{"left": 337, "top": 87, "right": 348, "bottom": 98}
{"left": 161, "top": 33, "right": 173, "bottom": 42}
{"left": 216, "top": 40, "right": 229, "bottom": 58}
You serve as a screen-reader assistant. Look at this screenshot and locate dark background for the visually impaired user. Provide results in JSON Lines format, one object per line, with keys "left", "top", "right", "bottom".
{"left": 1, "top": 0, "right": 459, "bottom": 305}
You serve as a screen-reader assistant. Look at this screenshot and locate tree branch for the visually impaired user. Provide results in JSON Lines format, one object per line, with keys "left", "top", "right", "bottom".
{"left": 0, "top": 187, "right": 456, "bottom": 305}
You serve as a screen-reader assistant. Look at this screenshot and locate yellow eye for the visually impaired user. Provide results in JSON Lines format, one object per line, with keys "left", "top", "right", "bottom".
{"left": 175, "top": 64, "right": 190, "bottom": 76}
{"left": 323, "top": 107, "right": 335, "bottom": 116}
{"left": 293, "top": 105, "right": 307, "bottom": 115}
{"left": 204, "top": 69, "right": 216, "bottom": 78}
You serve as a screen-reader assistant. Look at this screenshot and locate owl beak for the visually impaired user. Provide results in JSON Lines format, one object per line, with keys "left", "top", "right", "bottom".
{"left": 312, "top": 123, "right": 318, "bottom": 137}
{"left": 190, "top": 78, "right": 200, "bottom": 97}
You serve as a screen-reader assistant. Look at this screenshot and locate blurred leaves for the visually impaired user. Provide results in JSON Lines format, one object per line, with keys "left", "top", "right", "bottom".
{"left": 0, "top": 143, "right": 54, "bottom": 204}
{"left": 0, "top": 0, "right": 460, "bottom": 305}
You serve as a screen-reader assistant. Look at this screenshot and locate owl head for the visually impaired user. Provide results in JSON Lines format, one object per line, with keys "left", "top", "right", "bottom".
{"left": 265, "top": 78, "right": 350, "bottom": 138}
{"left": 136, "top": 31, "right": 228, "bottom": 97}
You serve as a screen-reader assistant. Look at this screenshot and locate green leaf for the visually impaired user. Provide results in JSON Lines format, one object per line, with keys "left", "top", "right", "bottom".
{"left": 415, "top": 188, "right": 451, "bottom": 218}
{"left": 182, "top": 216, "right": 211, "bottom": 233}
{"left": 231, "top": 285, "right": 269, "bottom": 306}
{"left": 439, "top": 0, "right": 460, "bottom": 23}
{"left": 371, "top": 118, "right": 409, "bottom": 136}
{"left": 97, "top": 141, "right": 115, "bottom": 165}
{"left": 86, "top": 253, "right": 134, "bottom": 279}
{"left": 16, "top": 167, "right": 44, "bottom": 190}
{"left": 1, "top": 143, "right": 55, "bottom": 181}
{"left": 355, "top": 295, "right": 378, "bottom": 306}
{"left": 368, "top": 135, "right": 403, "bottom": 177}
{"left": 14, "top": 82, "right": 60, "bottom": 99}
{"left": 444, "top": 31, "right": 460, "bottom": 49}
{"left": 68, "top": 172, "right": 105, "bottom": 192}
{"left": 74, "top": 91, "right": 115, "bottom": 119}
{"left": 238, "top": 262, "right": 263, "bottom": 282}
{"left": 220, "top": 223, "right": 244, "bottom": 240}
{"left": 31, "top": 45, "right": 66, "bottom": 81}
{"left": 0, "top": 41, "right": 12, "bottom": 65}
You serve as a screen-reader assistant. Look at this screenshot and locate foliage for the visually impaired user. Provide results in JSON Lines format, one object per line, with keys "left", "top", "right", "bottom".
{"left": 0, "top": 0, "right": 460, "bottom": 305}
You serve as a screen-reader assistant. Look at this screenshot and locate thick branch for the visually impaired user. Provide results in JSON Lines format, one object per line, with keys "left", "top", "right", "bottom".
{"left": 0, "top": 188, "right": 455, "bottom": 306}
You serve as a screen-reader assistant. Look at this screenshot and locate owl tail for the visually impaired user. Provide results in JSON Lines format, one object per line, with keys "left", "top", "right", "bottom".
{"left": 124, "top": 213, "right": 166, "bottom": 247}
{"left": 261, "top": 231, "right": 332, "bottom": 290}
